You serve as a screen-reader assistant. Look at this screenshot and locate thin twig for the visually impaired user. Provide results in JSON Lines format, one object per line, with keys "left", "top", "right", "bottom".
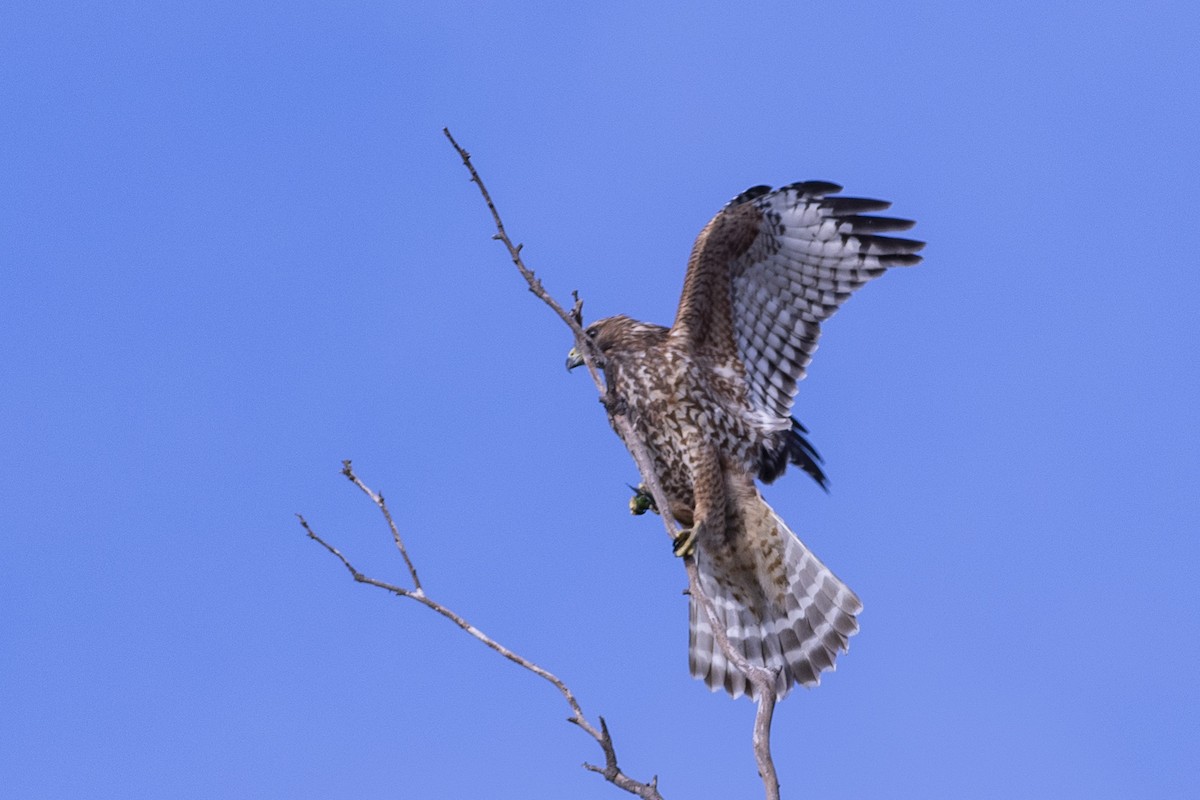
{"left": 301, "top": 465, "right": 663, "bottom": 800}
{"left": 442, "top": 127, "right": 606, "bottom": 396}
{"left": 443, "top": 128, "right": 780, "bottom": 799}
{"left": 338, "top": 459, "right": 423, "bottom": 594}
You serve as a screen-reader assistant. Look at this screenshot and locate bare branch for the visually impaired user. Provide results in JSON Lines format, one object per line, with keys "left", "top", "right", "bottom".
{"left": 443, "top": 128, "right": 781, "bottom": 799}
{"left": 340, "top": 459, "right": 422, "bottom": 593}
{"left": 302, "top": 465, "right": 663, "bottom": 800}
{"left": 442, "top": 127, "right": 607, "bottom": 397}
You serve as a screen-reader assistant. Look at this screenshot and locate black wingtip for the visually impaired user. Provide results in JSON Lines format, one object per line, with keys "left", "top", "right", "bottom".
{"left": 725, "top": 185, "right": 772, "bottom": 209}
{"left": 757, "top": 418, "right": 829, "bottom": 491}
{"left": 786, "top": 180, "right": 844, "bottom": 197}
{"left": 840, "top": 215, "right": 917, "bottom": 233}
{"left": 824, "top": 196, "right": 893, "bottom": 214}
{"left": 788, "top": 418, "right": 830, "bottom": 492}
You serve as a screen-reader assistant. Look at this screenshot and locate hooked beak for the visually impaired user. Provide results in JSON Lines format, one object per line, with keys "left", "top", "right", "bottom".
{"left": 565, "top": 346, "right": 585, "bottom": 371}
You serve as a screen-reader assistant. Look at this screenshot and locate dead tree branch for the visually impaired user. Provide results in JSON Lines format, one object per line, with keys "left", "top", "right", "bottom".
{"left": 443, "top": 128, "right": 781, "bottom": 800}
{"left": 300, "top": 461, "right": 663, "bottom": 800}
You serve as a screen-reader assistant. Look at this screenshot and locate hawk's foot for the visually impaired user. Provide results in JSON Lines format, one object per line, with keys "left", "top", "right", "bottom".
{"left": 628, "top": 484, "right": 658, "bottom": 516}
{"left": 672, "top": 526, "right": 698, "bottom": 558}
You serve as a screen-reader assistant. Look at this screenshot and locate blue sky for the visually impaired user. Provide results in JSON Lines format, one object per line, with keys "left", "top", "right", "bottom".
{"left": 3, "top": 2, "right": 1198, "bottom": 798}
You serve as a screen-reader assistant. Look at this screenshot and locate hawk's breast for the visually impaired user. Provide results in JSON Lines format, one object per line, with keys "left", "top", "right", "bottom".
{"left": 610, "top": 343, "right": 762, "bottom": 511}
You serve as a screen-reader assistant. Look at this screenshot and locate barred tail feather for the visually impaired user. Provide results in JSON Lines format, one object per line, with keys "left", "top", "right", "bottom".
{"left": 688, "top": 498, "right": 862, "bottom": 700}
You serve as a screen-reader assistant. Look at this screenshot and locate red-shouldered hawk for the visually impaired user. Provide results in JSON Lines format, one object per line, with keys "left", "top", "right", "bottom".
{"left": 567, "top": 182, "right": 922, "bottom": 699}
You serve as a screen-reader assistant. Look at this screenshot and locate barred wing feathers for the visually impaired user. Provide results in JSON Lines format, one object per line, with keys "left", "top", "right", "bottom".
{"left": 673, "top": 182, "right": 924, "bottom": 424}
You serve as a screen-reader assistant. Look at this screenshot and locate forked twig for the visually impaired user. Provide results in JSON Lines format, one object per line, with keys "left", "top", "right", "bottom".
{"left": 443, "top": 128, "right": 781, "bottom": 799}
{"left": 300, "top": 462, "right": 663, "bottom": 799}
{"left": 340, "top": 460, "right": 422, "bottom": 593}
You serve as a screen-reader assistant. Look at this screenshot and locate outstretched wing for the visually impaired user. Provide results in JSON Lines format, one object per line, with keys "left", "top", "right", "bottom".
{"left": 670, "top": 182, "right": 923, "bottom": 424}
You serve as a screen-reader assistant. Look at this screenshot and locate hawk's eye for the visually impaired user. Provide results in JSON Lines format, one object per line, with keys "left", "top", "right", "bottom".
{"left": 587, "top": 328, "right": 598, "bottom": 338}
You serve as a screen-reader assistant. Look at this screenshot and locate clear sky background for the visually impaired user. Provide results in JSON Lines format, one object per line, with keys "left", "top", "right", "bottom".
{"left": 3, "top": 2, "right": 1198, "bottom": 798}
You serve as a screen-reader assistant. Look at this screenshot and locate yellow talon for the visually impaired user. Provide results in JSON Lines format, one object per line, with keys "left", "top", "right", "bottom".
{"left": 672, "top": 527, "right": 698, "bottom": 558}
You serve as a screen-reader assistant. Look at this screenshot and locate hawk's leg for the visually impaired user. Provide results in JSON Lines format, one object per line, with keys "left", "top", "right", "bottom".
{"left": 674, "top": 443, "right": 727, "bottom": 558}
{"left": 673, "top": 527, "right": 699, "bottom": 557}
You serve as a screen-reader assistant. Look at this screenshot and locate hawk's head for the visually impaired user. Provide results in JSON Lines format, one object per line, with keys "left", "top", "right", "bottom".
{"left": 566, "top": 315, "right": 667, "bottom": 371}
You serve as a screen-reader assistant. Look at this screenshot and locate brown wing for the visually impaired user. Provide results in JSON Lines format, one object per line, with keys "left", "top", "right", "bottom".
{"left": 670, "top": 182, "right": 923, "bottom": 423}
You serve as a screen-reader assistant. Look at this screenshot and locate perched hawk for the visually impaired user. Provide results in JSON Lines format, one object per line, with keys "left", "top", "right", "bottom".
{"left": 567, "top": 182, "right": 922, "bottom": 699}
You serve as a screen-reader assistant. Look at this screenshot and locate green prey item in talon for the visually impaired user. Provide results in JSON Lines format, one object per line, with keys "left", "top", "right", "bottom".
{"left": 628, "top": 483, "right": 657, "bottom": 515}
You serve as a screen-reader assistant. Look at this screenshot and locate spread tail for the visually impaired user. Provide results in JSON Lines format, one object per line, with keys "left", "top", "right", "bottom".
{"left": 688, "top": 495, "right": 861, "bottom": 700}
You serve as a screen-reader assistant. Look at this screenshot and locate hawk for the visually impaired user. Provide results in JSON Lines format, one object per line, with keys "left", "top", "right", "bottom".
{"left": 566, "top": 181, "right": 922, "bottom": 699}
